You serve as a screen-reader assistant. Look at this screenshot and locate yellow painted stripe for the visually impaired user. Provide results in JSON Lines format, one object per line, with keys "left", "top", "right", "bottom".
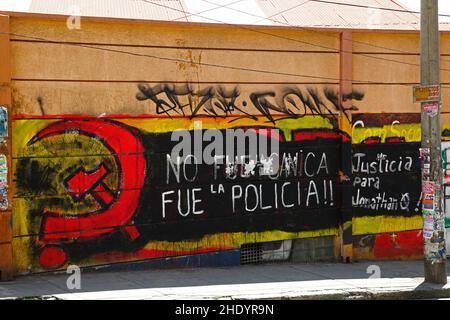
{"left": 142, "top": 228, "right": 339, "bottom": 252}
{"left": 352, "top": 215, "right": 422, "bottom": 236}
{"left": 352, "top": 123, "right": 421, "bottom": 144}
{"left": 13, "top": 228, "right": 339, "bottom": 273}
{"left": 120, "top": 116, "right": 333, "bottom": 141}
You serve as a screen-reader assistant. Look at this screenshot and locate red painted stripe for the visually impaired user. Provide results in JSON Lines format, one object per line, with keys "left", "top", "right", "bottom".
{"left": 91, "top": 247, "right": 235, "bottom": 263}
{"left": 361, "top": 137, "right": 382, "bottom": 145}
{"left": 13, "top": 114, "right": 311, "bottom": 121}
{"left": 373, "top": 230, "right": 423, "bottom": 259}
{"left": 293, "top": 131, "right": 341, "bottom": 141}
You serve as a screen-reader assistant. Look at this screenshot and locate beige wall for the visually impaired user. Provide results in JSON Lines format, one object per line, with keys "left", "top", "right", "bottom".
{"left": 10, "top": 16, "right": 341, "bottom": 116}
{"left": 8, "top": 17, "right": 450, "bottom": 117}
{"left": 353, "top": 32, "right": 450, "bottom": 114}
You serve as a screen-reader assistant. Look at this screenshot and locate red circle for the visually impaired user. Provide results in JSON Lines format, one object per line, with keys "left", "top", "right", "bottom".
{"left": 39, "top": 246, "right": 68, "bottom": 269}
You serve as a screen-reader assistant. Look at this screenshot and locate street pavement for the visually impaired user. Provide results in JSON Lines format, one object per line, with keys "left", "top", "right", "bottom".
{"left": 1, "top": 260, "right": 450, "bottom": 300}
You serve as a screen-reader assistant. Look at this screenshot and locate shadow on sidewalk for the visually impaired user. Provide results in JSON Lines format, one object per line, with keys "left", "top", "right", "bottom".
{"left": 0, "top": 260, "right": 444, "bottom": 299}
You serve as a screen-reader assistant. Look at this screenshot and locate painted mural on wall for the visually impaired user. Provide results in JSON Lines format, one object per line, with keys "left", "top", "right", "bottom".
{"left": 352, "top": 141, "right": 421, "bottom": 218}
{"left": 13, "top": 83, "right": 355, "bottom": 272}
{"left": 351, "top": 114, "right": 424, "bottom": 260}
{"left": 351, "top": 116, "right": 450, "bottom": 260}
{"left": 14, "top": 84, "right": 444, "bottom": 271}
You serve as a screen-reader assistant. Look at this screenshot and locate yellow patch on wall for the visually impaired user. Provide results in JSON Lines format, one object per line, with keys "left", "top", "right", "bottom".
{"left": 352, "top": 215, "right": 422, "bottom": 236}
{"left": 141, "top": 229, "right": 338, "bottom": 252}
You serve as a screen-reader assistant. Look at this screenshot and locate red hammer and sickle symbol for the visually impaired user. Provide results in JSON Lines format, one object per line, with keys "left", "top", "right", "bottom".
{"left": 65, "top": 164, "right": 115, "bottom": 207}
{"left": 28, "top": 119, "right": 146, "bottom": 250}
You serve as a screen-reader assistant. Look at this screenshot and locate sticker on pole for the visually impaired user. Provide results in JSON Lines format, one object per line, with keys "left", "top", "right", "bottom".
{"left": 423, "top": 192, "right": 435, "bottom": 211}
{"left": 422, "top": 181, "right": 435, "bottom": 194}
{"left": 423, "top": 214, "right": 434, "bottom": 240}
{"left": 423, "top": 101, "right": 439, "bottom": 117}
{"left": 413, "top": 85, "right": 441, "bottom": 103}
{"left": 420, "top": 148, "right": 431, "bottom": 180}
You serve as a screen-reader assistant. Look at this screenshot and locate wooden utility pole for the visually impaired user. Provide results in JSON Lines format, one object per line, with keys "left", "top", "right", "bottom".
{"left": 420, "top": 0, "right": 447, "bottom": 284}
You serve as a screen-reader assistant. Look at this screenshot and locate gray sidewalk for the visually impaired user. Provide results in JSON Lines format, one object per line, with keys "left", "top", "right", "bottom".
{"left": 1, "top": 261, "right": 450, "bottom": 300}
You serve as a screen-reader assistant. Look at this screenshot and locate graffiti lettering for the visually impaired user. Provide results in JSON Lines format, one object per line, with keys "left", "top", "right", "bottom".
{"left": 137, "top": 84, "right": 363, "bottom": 122}
{"left": 352, "top": 153, "right": 413, "bottom": 174}
{"left": 353, "top": 190, "right": 410, "bottom": 212}
{"left": 352, "top": 120, "right": 421, "bottom": 143}
{"left": 352, "top": 140, "right": 421, "bottom": 217}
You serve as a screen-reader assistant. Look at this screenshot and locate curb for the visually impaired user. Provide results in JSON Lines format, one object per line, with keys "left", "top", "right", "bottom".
{"left": 248, "top": 288, "right": 450, "bottom": 300}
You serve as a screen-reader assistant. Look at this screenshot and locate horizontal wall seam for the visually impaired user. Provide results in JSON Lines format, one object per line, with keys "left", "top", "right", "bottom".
{"left": 12, "top": 114, "right": 340, "bottom": 120}
{"left": 10, "top": 79, "right": 340, "bottom": 84}
{"left": 353, "top": 52, "right": 450, "bottom": 56}
{"left": 353, "top": 52, "right": 419, "bottom": 55}
{"left": 10, "top": 39, "right": 339, "bottom": 54}
{"left": 354, "top": 82, "right": 450, "bottom": 85}
{"left": 13, "top": 80, "right": 450, "bottom": 85}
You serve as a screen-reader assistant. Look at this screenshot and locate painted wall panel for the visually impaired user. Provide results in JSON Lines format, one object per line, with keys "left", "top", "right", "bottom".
{"left": 11, "top": 83, "right": 343, "bottom": 117}
{"left": 353, "top": 54, "right": 420, "bottom": 83}
{"left": 353, "top": 84, "right": 450, "bottom": 114}
{"left": 352, "top": 33, "right": 419, "bottom": 53}
{"left": 10, "top": 17, "right": 340, "bottom": 52}
{"left": 10, "top": 42, "right": 339, "bottom": 83}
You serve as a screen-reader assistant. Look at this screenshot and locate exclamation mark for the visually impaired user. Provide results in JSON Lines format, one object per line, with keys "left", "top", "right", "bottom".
{"left": 274, "top": 183, "right": 278, "bottom": 209}
{"left": 416, "top": 192, "right": 423, "bottom": 212}
{"left": 329, "top": 180, "right": 334, "bottom": 206}
{"left": 323, "top": 180, "right": 327, "bottom": 205}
